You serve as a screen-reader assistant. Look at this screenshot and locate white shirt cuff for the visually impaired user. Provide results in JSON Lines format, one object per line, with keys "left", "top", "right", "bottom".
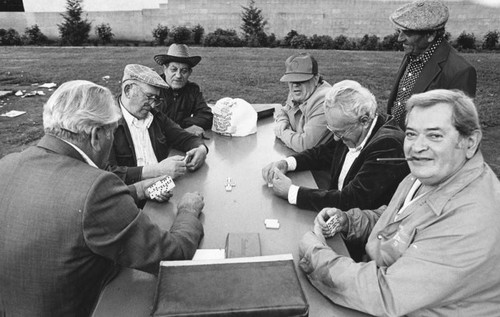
{"left": 288, "top": 184, "right": 300, "bottom": 205}
{"left": 285, "top": 157, "right": 297, "bottom": 171}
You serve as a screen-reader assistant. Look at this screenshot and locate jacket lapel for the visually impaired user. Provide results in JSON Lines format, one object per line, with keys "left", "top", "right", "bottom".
{"left": 117, "top": 117, "right": 138, "bottom": 164}
{"left": 412, "top": 41, "right": 449, "bottom": 94}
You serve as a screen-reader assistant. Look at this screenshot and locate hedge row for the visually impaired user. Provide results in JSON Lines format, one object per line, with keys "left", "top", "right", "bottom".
{"left": 2, "top": 24, "right": 499, "bottom": 52}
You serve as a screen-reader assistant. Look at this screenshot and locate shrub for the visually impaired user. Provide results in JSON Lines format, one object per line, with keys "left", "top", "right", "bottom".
{"left": 23, "top": 24, "right": 48, "bottom": 45}
{"left": 152, "top": 24, "right": 169, "bottom": 46}
{"left": 455, "top": 31, "right": 476, "bottom": 50}
{"left": 483, "top": 30, "right": 499, "bottom": 50}
{"left": 170, "top": 26, "right": 192, "bottom": 44}
{"left": 58, "top": 0, "right": 92, "bottom": 46}
{"left": 267, "top": 33, "right": 278, "bottom": 47}
{"left": 192, "top": 24, "right": 204, "bottom": 45}
{"left": 358, "top": 34, "right": 379, "bottom": 51}
{"left": 95, "top": 23, "right": 114, "bottom": 44}
{"left": 309, "top": 34, "right": 334, "bottom": 49}
{"left": 0, "top": 28, "right": 22, "bottom": 45}
{"left": 380, "top": 32, "right": 402, "bottom": 51}
{"left": 282, "top": 30, "right": 299, "bottom": 47}
{"left": 245, "top": 31, "right": 268, "bottom": 47}
{"left": 290, "top": 34, "right": 311, "bottom": 49}
{"left": 204, "top": 28, "right": 243, "bottom": 47}
{"left": 332, "top": 35, "right": 353, "bottom": 50}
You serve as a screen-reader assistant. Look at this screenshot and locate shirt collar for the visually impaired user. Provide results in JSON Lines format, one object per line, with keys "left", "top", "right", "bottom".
{"left": 409, "top": 36, "right": 443, "bottom": 63}
{"left": 58, "top": 138, "right": 99, "bottom": 168}
{"left": 349, "top": 114, "right": 378, "bottom": 153}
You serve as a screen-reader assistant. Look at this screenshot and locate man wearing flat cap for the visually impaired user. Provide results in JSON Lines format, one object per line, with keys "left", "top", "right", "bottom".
{"left": 387, "top": 0, "right": 477, "bottom": 129}
{"left": 107, "top": 64, "right": 208, "bottom": 187}
{"left": 154, "top": 43, "right": 213, "bottom": 137}
{"left": 274, "top": 52, "right": 332, "bottom": 152}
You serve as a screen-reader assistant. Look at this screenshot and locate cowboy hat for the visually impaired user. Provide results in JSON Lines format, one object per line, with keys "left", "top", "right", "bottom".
{"left": 154, "top": 43, "right": 202, "bottom": 68}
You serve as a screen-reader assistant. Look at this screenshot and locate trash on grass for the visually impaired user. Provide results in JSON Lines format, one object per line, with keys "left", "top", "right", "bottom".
{"left": 0, "top": 91, "right": 13, "bottom": 98}
{"left": 38, "top": 83, "right": 57, "bottom": 89}
{"left": 1, "top": 110, "right": 26, "bottom": 118}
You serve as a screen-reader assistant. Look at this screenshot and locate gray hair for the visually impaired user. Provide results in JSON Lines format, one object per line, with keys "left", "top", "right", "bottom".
{"left": 43, "top": 80, "right": 122, "bottom": 141}
{"left": 405, "top": 89, "right": 480, "bottom": 137}
{"left": 324, "top": 80, "right": 377, "bottom": 122}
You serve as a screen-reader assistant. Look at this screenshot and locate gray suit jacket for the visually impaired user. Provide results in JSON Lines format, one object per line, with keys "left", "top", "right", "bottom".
{"left": 0, "top": 135, "right": 203, "bottom": 317}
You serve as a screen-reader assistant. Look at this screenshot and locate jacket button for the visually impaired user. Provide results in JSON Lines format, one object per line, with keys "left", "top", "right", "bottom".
{"left": 377, "top": 234, "right": 382, "bottom": 240}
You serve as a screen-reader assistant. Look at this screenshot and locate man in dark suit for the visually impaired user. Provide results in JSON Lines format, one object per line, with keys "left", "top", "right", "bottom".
{"left": 107, "top": 64, "right": 208, "bottom": 185}
{"left": 0, "top": 80, "right": 204, "bottom": 316}
{"left": 263, "top": 80, "right": 409, "bottom": 212}
{"left": 263, "top": 80, "right": 409, "bottom": 260}
{"left": 387, "top": 0, "right": 477, "bottom": 129}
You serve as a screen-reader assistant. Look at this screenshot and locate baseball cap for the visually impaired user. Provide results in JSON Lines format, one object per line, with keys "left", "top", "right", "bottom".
{"left": 280, "top": 53, "right": 318, "bottom": 83}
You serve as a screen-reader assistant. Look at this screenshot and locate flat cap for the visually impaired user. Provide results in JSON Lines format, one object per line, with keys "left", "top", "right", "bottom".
{"left": 390, "top": 0, "right": 449, "bottom": 31}
{"left": 122, "top": 64, "right": 168, "bottom": 89}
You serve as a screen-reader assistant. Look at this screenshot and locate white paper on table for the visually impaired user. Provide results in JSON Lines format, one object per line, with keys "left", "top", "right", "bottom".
{"left": 1, "top": 110, "right": 26, "bottom": 118}
{"left": 192, "top": 249, "right": 226, "bottom": 261}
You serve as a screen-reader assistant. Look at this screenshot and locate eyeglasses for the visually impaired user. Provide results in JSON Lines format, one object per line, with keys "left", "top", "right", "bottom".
{"left": 326, "top": 122, "right": 359, "bottom": 140}
{"left": 135, "top": 84, "right": 164, "bottom": 107}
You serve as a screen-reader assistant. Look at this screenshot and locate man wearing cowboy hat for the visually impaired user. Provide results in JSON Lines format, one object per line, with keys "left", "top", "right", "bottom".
{"left": 387, "top": 0, "right": 476, "bottom": 129}
{"left": 154, "top": 44, "right": 213, "bottom": 137}
{"left": 107, "top": 64, "right": 208, "bottom": 187}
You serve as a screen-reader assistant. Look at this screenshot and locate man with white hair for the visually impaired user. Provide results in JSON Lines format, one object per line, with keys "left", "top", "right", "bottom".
{"left": 0, "top": 80, "right": 205, "bottom": 316}
{"left": 300, "top": 89, "right": 500, "bottom": 316}
{"left": 107, "top": 64, "right": 208, "bottom": 185}
{"left": 263, "top": 80, "right": 409, "bottom": 260}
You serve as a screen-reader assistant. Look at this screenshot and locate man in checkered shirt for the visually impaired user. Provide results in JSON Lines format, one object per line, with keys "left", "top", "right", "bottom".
{"left": 387, "top": 0, "right": 477, "bottom": 129}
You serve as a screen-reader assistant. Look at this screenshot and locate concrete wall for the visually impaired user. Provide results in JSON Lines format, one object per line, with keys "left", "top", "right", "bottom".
{"left": 1, "top": 0, "right": 499, "bottom": 42}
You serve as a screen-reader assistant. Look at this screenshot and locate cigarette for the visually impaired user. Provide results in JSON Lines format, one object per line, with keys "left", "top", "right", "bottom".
{"left": 376, "top": 157, "right": 415, "bottom": 162}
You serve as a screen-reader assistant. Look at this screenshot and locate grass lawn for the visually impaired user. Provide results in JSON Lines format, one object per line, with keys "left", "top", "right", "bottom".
{"left": 1, "top": 46, "right": 499, "bottom": 175}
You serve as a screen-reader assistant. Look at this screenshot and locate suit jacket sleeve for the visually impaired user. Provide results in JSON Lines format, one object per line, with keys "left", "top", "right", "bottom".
{"left": 82, "top": 172, "right": 204, "bottom": 274}
{"left": 157, "top": 112, "right": 206, "bottom": 153}
{"left": 292, "top": 138, "right": 339, "bottom": 172}
{"left": 445, "top": 63, "right": 477, "bottom": 98}
{"left": 181, "top": 85, "right": 213, "bottom": 130}
{"left": 295, "top": 136, "right": 409, "bottom": 211}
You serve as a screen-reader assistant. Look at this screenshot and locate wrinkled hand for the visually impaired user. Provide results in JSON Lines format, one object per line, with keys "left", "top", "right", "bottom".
{"left": 261, "top": 160, "right": 288, "bottom": 185}
{"left": 314, "top": 208, "right": 348, "bottom": 238}
{"left": 185, "top": 124, "right": 205, "bottom": 137}
{"left": 143, "top": 155, "right": 186, "bottom": 180}
{"left": 270, "top": 167, "right": 292, "bottom": 199}
{"left": 177, "top": 192, "right": 204, "bottom": 218}
{"left": 133, "top": 176, "right": 173, "bottom": 202}
{"left": 184, "top": 145, "right": 207, "bottom": 171}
